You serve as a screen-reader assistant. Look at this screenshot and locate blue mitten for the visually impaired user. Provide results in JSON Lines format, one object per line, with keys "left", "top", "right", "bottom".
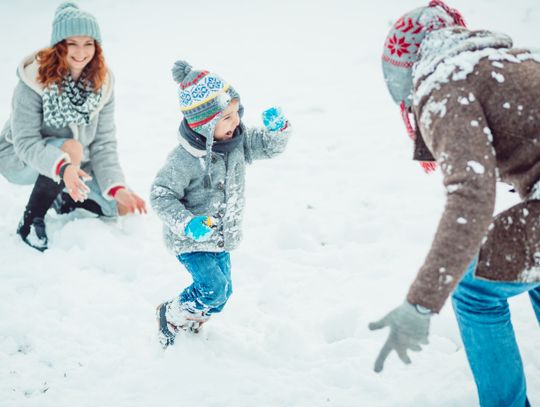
{"left": 184, "top": 216, "right": 214, "bottom": 242}
{"left": 262, "top": 107, "right": 287, "bottom": 132}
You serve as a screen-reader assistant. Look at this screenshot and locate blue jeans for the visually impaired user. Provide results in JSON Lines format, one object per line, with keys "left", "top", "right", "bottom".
{"left": 452, "top": 259, "right": 540, "bottom": 407}
{"left": 3, "top": 138, "right": 117, "bottom": 217}
{"left": 177, "top": 252, "right": 232, "bottom": 315}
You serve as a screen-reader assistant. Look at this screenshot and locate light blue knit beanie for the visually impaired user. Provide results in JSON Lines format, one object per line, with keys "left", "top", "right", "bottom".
{"left": 50, "top": 2, "right": 101, "bottom": 46}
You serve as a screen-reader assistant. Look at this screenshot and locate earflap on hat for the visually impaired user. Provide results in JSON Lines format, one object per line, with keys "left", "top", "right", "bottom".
{"left": 381, "top": 0, "right": 466, "bottom": 173}
{"left": 172, "top": 60, "right": 241, "bottom": 187}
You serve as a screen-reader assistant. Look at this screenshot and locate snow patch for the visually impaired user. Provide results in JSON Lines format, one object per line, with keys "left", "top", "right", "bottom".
{"left": 483, "top": 127, "right": 493, "bottom": 142}
{"left": 491, "top": 72, "right": 505, "bottom": 83}
{"left": 420, "top": 98, "right": 448, "bottom": 129}
{"left": 413, "top": 35, "right": 514, "bottom": 105}
{"left": 467, "top": 161, "right": 485, "bottom": 174}
{"left": 530, "top": 181, "right": 540, "bottom": 200}
{"left": 446, "top": 183, "right": 462, "bottom": 193}
{"left": 517, "top": 52, "right": 540, "bottom": 63}
{"left": 457, "top": 217, "right": 468, "bottom": 224}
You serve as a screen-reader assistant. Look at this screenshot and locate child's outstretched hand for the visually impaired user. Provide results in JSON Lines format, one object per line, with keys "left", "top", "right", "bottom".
{"left": 185, "top": 215, "right": 215, "bottom": 242}
{"left": 262, "top": 107, "right": 288, "bottom": 132}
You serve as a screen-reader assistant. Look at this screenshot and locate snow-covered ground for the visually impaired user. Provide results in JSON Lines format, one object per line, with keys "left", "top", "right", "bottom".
{"left": 1, "top": 1, "right": 539, "bottom": 406}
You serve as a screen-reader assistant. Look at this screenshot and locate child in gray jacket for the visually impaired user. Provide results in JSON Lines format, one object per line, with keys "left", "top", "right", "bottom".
{"left": 150, "top": 60, "right": 291, "bottom": 347}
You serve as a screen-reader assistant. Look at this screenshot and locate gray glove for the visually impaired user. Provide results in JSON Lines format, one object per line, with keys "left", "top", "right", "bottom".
{"left": 368, "top": 301, "right": 432, "bottom": 373}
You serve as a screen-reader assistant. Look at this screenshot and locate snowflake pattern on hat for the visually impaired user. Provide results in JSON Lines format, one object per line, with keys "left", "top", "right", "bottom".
{"left": 179, "top": 75, "right": 227, "bottom": 111}
{"left": 381, "top": 0, "right": 466, "bottom": 173}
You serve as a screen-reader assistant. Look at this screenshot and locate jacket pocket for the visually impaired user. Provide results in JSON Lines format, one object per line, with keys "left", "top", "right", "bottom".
{"left": 476, "top": 200, "right": 540, "bottom": 282}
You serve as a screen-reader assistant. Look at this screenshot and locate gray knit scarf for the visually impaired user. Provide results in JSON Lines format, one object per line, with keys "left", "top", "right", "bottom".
{"left": 42, "top": 73, "right": 102, "bottom": 129}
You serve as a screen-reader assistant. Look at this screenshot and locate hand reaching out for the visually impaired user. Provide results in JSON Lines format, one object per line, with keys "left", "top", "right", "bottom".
{"left": 368, "top": 301, "right": 432, "bottom": 373}
{"left": 63, "top": 164, "right": 91, "bottom": 202}
{"left": 114, "top": 188, "right": 147, "bottom": 215}
{"left": 262, "top": 107, "right": 288, "bottom": 132}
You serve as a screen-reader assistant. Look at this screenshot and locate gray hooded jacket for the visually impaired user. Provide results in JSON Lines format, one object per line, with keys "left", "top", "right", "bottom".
{"left": 0, "top": 53, "right": 126, "bottom": 197}
{"left": 150, "top": 124, "right": 290, "bottom": 255}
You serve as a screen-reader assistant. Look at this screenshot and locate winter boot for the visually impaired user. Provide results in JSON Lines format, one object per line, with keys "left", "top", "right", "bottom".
{"left": 156, "top": 299, "right": 208, "bottom": 348}
{"left": 17, "top": 174, "right": 64, "bottom": 252}
{"left": 53, "top": 192, "right": 105, "bottom": 216}
{"left": 17, "top": 217, "right": 48, "bottom": 252}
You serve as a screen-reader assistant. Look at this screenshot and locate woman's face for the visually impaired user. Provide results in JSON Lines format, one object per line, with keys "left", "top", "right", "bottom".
{"left": 65, "top": 36, "right": 96, "bottom": 74}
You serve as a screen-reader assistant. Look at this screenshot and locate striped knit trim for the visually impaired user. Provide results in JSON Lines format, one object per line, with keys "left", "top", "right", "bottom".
{"left": 186, "top": 104, "right": 221, "bottom": 123}
{"left": 382, "top": 54, "right": 414, "bottom": 68}
{"left": 188, "top": 111, "right": 221, "bottom": 129}
{"left": 180, "top": 83, "right": 231, "bottom": 112}
{"left": 180, "top": 71, "right": 209, "bottom": 90}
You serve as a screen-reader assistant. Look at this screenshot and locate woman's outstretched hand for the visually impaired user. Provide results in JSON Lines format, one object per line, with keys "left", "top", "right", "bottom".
{"left": 63, "top": 164, "right": 91, "bottom": 202}
{"left": 114, "top": 188, "right": 147, "bottom": 215}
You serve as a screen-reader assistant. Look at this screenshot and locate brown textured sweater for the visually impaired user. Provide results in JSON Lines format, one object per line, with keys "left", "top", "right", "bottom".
{"left": 407, "top": 28, "right": 540, "bottom": 312}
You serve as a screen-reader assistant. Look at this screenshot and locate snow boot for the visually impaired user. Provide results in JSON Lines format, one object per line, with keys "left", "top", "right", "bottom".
{"left": 17, "top": 174, "right": 64, "bottom": 251}
{"left": 17, "top": 217, "right": 48, "bottom": 252}
{"left": 53, "top": 192, "right": 105, "bottom": 216}
{"left": 156, "top": 299, "right": 208, "bottom": 348}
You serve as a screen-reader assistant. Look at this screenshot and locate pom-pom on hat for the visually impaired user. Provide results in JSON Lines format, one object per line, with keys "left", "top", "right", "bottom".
{"left": 50, "top": 2, "right": 101, "bottom": 46}
{"left": 381, "top": 0, "right": 466, "bottom": 173}
{"left": 172, "top": 60, "right": 240, "bottom": 136}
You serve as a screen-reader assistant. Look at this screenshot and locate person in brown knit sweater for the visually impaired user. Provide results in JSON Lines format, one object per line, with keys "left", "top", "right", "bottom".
{"left": 369, "top": 2, "right": 540, "bottom": 406}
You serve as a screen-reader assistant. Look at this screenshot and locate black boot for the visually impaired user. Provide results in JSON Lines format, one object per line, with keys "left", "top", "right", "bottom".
{"left": 17, "top": 217, "right": 48, "bottom": 252}
{"left": 53, "top": 192, "right": 104, "bottom": 217}
{"left": 17, "top": 174, "right": 64, "bottom": 251}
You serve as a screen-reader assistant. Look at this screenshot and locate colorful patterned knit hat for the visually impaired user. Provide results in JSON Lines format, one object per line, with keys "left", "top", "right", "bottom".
{"left": 172, "top": 60, "right": 239, "bottom": 140}
{"left": 382, "top": 0, "right": 466, "bottom": 172}
{"left": 51, "top": 2, "right": 101, "bottom": 46}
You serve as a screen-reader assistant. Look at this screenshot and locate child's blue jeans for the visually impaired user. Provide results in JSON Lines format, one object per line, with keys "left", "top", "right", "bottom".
{"left": 177, "top": 251, "right": 232, "bottom": 315}
{"left": 452, "top": 259, "right": 540, "bottom": 407}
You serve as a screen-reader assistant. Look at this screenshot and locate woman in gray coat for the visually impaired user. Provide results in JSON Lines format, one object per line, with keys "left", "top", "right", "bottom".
{"left": 0, "top": 2, "right": 146, "bottom": 251}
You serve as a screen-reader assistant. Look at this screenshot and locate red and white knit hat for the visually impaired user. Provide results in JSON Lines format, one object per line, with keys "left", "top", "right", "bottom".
{"left": 381, "top": 0, "right": 466, "bottom": 172}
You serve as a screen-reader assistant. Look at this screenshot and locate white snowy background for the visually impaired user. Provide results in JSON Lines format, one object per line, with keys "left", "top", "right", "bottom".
{"left": 1, "top": 0, "right": 539, "bottom": 406}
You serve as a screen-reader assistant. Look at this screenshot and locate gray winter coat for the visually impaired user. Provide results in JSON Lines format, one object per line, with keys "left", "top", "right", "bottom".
{"left": 0, "top": 53, "right": 126, "bottom": 196}
{"left": 150, "top": 126, "right": 290, "bottom": 255}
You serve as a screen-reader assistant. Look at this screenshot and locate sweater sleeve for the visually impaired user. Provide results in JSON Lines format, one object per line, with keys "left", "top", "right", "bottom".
{"left": 407, "top": 93, "right": 497, "bottom": 312}
{"left": 243, "top": 125, "right": 291, "bottom": 164}
{"left": 149, "top": 147, "right": 195, "bottom": 236}
{"left": 10, "top": 81, "right": 69, "bottom": 181}
{"left": 88, "top": 92, "right": 127, "bottom": 199}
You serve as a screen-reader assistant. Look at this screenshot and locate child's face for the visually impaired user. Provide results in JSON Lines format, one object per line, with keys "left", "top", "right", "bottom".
{"left": 214, "top": 99, "right": 240, "bottom": 141}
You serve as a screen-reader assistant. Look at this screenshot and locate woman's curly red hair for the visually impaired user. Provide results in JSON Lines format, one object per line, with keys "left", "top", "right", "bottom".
{"left": 36, "top": 40, "right": 107, "bottom": 92}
